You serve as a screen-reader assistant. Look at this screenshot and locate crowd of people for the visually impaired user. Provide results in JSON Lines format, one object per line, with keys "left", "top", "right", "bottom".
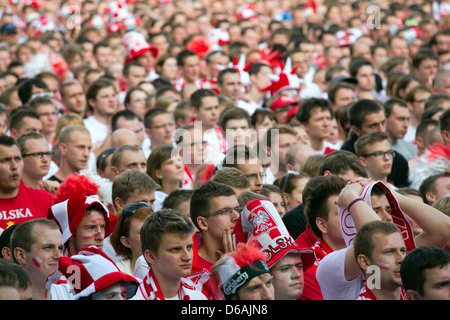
{"left": 0, "top": 0, "right": 450, "bottom": 301}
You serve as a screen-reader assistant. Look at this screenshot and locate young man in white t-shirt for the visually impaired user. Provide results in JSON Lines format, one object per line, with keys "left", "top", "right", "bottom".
{"left": 316, "top": 180, "right": 450, "bottom": 300}
{"left": 296, "top": 97, "right": 340, "bottom": 154}
{"left": 190, "top": 88, "right": 226, "bottom": 166}
{"left": 84, "top": 79, "right": 119, "bottom": 158}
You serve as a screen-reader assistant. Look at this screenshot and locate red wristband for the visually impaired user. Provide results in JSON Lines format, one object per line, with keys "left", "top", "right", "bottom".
{"left": 347, "top": 198, "right": 364, "bottom": 212}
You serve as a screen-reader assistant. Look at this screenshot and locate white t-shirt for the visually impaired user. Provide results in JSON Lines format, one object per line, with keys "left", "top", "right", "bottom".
{"left": 203, "top": 126, "right": 226, "bottom": 166}
{"left": 51, "top": 282, "right": 74, "bottom": 300}
{"left": 316, "top": 140, "right": 340, "bottom": 155}
{"left": 83, "top": 115, "right": 109, "bottom": 150}
{"left": 404, "top": 124, "right": 416, "bottom": 144}
{"left": 316, "top": 247, "right": 364, "bottom": 300}
{"left": 154, "top": 190, "right": 168, "bottom": 211}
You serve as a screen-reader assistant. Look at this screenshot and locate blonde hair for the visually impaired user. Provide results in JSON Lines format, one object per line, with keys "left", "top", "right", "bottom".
{"left": 55, "top": 112, "right": 84, "bottom": 142}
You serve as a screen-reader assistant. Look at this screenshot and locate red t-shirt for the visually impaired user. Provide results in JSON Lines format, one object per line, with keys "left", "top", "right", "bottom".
{"left": 0, "top": 182, "right": 54, "bottom": 230}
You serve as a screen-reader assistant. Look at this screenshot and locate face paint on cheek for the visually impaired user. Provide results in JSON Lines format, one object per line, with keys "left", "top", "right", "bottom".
{"left": 376, "top": 261, "right": 390, "bottom": 270}
{"left": 32, "top": 256, "right": 42, "bottom": 268}
{"left": 81, "top": 231, "right": 102, "bottom": 240}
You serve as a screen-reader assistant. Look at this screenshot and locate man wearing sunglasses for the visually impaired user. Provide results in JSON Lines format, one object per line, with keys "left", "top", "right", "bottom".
{"left": 355, "top": 132, "right": 396, "bottom": 188}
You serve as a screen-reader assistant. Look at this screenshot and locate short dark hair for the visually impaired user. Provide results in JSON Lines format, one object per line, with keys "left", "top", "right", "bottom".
{"left": 440, "top": 109, "right": 450, "bottom": 133}
{"left": 349, "top": 58, "right": 373, "bottom": 77}
{"left": 143, "top": 107, "right": 171, "bottom": 129}
{"left": 327, "top": 81, "right": 356, "bottom": 105}
{"left": 400, "top": 246, "right": 450, "bottom": 297}
{"left": 190, "top": 88, "right": 217, "bottom": 110}
{"left": 176, "top": 49, "right": 197, "bottom": 66}
{"left": 123, "top": 61, "right": 144, "bottom": 77}
{"left": 112, "top": 170, "right": 160, "bottom": 206}
{"left": 8, "top": 107, "right": 40, "bottom": 133}
{"left": 190, "top": 180, "right": 236, "bottom": 231}
{"left": 162, "top": 189, "right": 194, "bottom": 211}
{"left": 302, "top": 175, "right": 347, "bottom": 238}
{"left": 111, "top": 109, "right": 140, "bottom": 132}
{"left": 17, "top": 78, "right": 49, "bottom": 104}
{"left": 318, "top": 150, "right": 368, "bottom": 177}
{"left": 412, "top": 48, "right": 437, "bottom": 69}
{"left": 296, "top": 98, "right": 332, "bottom": 124}
{"left": 419, "top": 172, "right": 450, "bottom": 204}
{"left": 0, "top": 132, "right": 19, "bottom": 149}
{"left": 140, "top": 208, "right": 195, "bottom": 255}
{"left": 348, "top": 99, "right": 384, "bottom": 128}
{"left": 218, "top": 106, "right": 250, "bottom": 130}
{"left": 217, "top": 68, "right": 239, "bottom": 86}
{"left": 86, "top": 79, "right": 116, "bottom": 111}
{"left": 383, "top": 98, "right": 408, "bottom": 118}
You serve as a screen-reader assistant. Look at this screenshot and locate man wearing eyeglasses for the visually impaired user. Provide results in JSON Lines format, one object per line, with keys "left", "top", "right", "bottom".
{"left": 28, "top": 96, "right": 59, "bottom": 149}
{"left": 355, "top": 132, "right": 396, "bottom": 188}
{"left": 221, "top": 145, "right": 265, "bottom": 194}
{"left": 0, "top": 135, "right": 54, "bottom": 231}
{"left": 186, "top": 180, "right": 241, "bottom": 298}
{"left": 17, "top": 131, "right": 58, "bottom": 193}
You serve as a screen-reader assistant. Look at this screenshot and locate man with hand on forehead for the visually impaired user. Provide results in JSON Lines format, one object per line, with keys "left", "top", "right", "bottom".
{"left": 47, "top": 195, "right": 118, "bottom": 257}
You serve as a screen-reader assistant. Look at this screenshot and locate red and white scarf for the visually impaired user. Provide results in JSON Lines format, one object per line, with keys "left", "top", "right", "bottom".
{"left": 311, "top": 238, "right": 333, "bottom": 266}
{"left": 136, "top": 268, "right": 207, "bottom": 300}
{"left": 338, "top": 181, "right": 416, "bottom": 252}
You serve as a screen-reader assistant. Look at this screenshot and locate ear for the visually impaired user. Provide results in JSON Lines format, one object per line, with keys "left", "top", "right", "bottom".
{"left": 1, "top": 247, "right": 11, "bottom": 260}
{"left": 425, "top": 192, "right": 436, "bottom": 205}
{"left": 415, "top": 136, "right": 424, "bottom": 151}
{"left": 88, "top": 98, "right": 96, "bottom": 110}
{"left": 442, "top": 129, "right": 450, "bottom": 144}
{"left": 265, "top": 145, "right": 271, "bottom": 157}
{"left": 120, "top": 235, "right": 132, "bottom": 249}
{"left": 196, "top": 216, "right": 208, "bottom": 232}
{"left": 406, "top": 289, "right": 422, "bottom": 300}
{"left": 155, "top": 169, "right": 164, "bottom": 180}
{"left": 356, "top": 254, "right": 371, "bottom": 272}
{"left": 59, "top": 142, "right": 67, "bottom": 157}
{"left": 144, "top": 249, "right": 157, "bottom": 265}
{"left": 316, "top": 217, "right": 327, "bottom": 235}
{"left": 322, "top": 170, "right": 332, "bottom": 177}
{"left": 351, "top": 125, "right": 362, "bottom": 137}
{"left": 145, "top": 128, "right": 152, "bottom": 139}
{"left": 285, "top": 163, "right": 292, "bottom": 172}
{"left": 406, "top": 102, "right": 414, "bottom": 113}
{"left": 358, "top": 156, "right": 367, "bottom": 168}
{"left": 176, "top": 117, "right": 185, "bottom": 128}
{"left": 14, "top": 247, "right": 26, "bottom": 265}
{"left": 283, "top": 192, "right": 291, "bottom": 205}
{"left": 110, "top": 166, "right": 119, "bottom": 178}
{"left": 114, "top": 196, "right": 124, "bottom": 212}
{"left": 302, "top": 122, "right": 310, "bottom": 133}
{"left": 9, "top": 128, "right": 18, "bottom": 139}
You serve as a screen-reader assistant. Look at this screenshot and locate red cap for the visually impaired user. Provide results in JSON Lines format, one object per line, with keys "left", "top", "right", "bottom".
{"left": 270, "top": 94, "right": 298, "bottom": 111}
